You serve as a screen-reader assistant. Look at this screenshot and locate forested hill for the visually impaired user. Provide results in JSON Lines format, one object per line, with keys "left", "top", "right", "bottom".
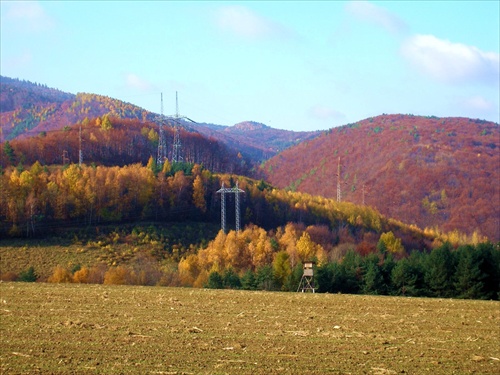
{"left": 192, "top": 121, "right": 320, "bottom": 162}
{"left": 261, "top": 114, "right": 500, "bottom": 242}
{"left": 0, "top": 76, "right": 74, "bottom": 112}
{"left": 0, "top": 76, "right": 320, "bottom": 163}
{"left": 0, "top": 116, "right": 251, "bottom": 175}
{"left": 0, "top": 76, "right": 155, "bottom": 140}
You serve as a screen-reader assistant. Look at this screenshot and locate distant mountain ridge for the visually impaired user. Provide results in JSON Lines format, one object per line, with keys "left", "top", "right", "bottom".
{"left": 0, "top": 76, "right": 74, "bottom": 112}
{"left": 0, "top": 76, "right": 320, "bottom": 163}
{"left": 192, "top": 120, "right": 320, "bottom": 161}
{"left": 261, "top": 114, "right": 500, "bottom": 242}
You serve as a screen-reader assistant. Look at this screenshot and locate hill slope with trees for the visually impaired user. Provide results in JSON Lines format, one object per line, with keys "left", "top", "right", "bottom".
{"left": 0, "top": 76, "right": 320, "bottom": 163}
{"left": 260, "top": 115, "right": 499, "bottom": 242}
{"left": 0, "top": 116, "right": 251, "bottom": 174}
{"left": 192, "top": 121, "right": 320, "bottom": 162}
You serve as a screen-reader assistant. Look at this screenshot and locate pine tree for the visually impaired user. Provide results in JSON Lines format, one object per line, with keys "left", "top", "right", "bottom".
{"left": 362, "top": 254, "right": 383, "bottom": 295}
{"left": 454, "top": 245, "right": 486, "bottom": 299}
{"left": 391, "top": 259, "right": 418, "bottom": 296}
{"left": 424, "top": 243, "right": 456, "bottom": 298}
{"left": 3, "top": 141, "right": 16, "bottom": 164}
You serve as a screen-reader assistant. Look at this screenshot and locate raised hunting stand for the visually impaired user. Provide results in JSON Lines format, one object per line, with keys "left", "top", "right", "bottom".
{"left": 297, "top": 261, "right": 315, "bottom": 293}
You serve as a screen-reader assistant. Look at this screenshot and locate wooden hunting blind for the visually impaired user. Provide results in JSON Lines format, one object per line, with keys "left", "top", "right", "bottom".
{"left": 297, "top": 261, "right": 315, "bottom": 293}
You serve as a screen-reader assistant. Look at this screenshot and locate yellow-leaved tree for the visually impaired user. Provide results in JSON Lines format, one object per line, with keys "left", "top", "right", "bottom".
{"left": 192, "top": 175, "right": 206, "bottom": 213}
{"left": 378, "top": 231, "right": 404, "bottom": 254}
{"left": 296, "top": 232, "right": 316, "bottom": 262}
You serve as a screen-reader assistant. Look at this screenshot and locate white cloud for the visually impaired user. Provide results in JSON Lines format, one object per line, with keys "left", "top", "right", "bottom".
{"left": 5, "top": 1, "right": 54, "bottom": 32}
{"left": 401, "top": 34, "right": 500, "bottom": 85}
{"left": 461, "top": 96, "right": 493, "bottom": 111}
{"left": 344, "top": 0, "right": 407, "bottom": 34}
{"left": 124, "top": 74, "right": 155, "bottom": 92}
{"left": 214, "top": 5, "right": 290, "bottom": 39}
{"left": 309, "top": 105, "right": 346, "bottom": 121}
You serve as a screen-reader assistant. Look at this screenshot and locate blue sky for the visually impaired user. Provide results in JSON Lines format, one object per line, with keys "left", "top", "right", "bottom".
{"left": 1, "top": 1, "right": 499, "bottom": 131}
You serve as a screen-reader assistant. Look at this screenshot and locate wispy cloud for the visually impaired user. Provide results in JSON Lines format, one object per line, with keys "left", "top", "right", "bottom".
{"left": 461, "top": 96, "right": 494, "bottom": 111}
{"left": 124, "top": 74, "right": 156, "bottom": 92}
{"left": 344, "top": 0, "right": 407, "bottom": 34}
{"left": 5, "top": 1, "right": 54, "bottom": 32}
{"left": 214, "top": 5, "right": 291, "bottom": 40}
{"left": 401, "top": 34, "right": 500, "bottom": 85}
{"left": 309, "top": 105, "right": 346, "bottom": 121}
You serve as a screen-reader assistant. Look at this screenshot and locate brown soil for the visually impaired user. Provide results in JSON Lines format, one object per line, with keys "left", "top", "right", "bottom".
{"left": 1, "top": 283, "right": 499, "bottom": 374}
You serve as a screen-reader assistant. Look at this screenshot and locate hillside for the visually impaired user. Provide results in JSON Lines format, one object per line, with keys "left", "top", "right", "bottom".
{"left": 0, "top": 76, "right": 320, "bottom": 163}
{"left": 261, "top": 115, "right": 500, "bottom": 242}
{"left": 0, "top": 77, "right": 154, "bottom": 140}
{"left": 192, "top": 121, "right": 320, "bottom": 162}
{"left": 0, "top": 76, "right": 74, "bottom": 112}
{"left": 0, "top": 116, "right": 251, "bottom": 174}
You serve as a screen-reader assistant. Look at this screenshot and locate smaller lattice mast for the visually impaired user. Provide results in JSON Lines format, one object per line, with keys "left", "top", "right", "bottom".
{"left": 78, "top": 124, "right": 83, "bottom": 166}
{"left": 337, "top": 156, "right": 342, "bottom": 202}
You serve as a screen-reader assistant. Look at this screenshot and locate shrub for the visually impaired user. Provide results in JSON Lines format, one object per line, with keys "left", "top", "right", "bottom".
{"left": 131, "top": 253, "right": 163, "bottom": 286}
{"left": 18, "top": 266, "right": 37, "bottom": 282}
{"left": 206, "top": 271, "right": 223, "bottom": 289}
{"left": 222, "top": 268, "right": 241, "bottom": 289}
{"left": 48, "top": 266, "right": 73, "bottom": 283}
{"left": 0, "top": 272, "right": 18, "bottom": 282}
{"left": 103, "top": 266, "right": 132, "bottom": 285}
{"left": 86, "top": 263, "right": 108, "bottom": 284}
{"left": 73, "top": 267, "right": 90, "bottom": 283}
{"left": 240, "top": 270, "right": 257, "bottom": 290}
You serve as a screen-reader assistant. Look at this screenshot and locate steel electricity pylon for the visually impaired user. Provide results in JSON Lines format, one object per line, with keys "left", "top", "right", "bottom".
{"left": 217, "top": 181, "right": 245, "bottom": 233}
{"left": 155, "top": 92, "right": 197, "bottom": 166}
{"left": 156, "top": 93, "right": 168, "bottom": 165}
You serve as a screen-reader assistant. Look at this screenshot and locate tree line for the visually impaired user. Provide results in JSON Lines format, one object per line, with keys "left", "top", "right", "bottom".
{"left": 0, "top": 116, "right": 251, "bottom": 173}
{"left": 8, "top": 229, "right": 499, "bottom": 301}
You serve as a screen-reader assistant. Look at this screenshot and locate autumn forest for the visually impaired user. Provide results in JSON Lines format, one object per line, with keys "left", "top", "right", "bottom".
{"left": 0, "top": 76, "right": 499, "bottom": 299}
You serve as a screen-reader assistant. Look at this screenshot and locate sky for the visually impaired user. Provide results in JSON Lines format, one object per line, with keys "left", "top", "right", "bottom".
{"left": 1, "top": 1, "right": 499, "bottom": 132}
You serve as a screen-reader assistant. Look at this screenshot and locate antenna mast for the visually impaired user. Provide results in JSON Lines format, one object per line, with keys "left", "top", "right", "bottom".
{"left": 337, "top": 157, "right": 342, "bottom": 202}
{"left": 79, "top": 124, "right": 83, "bottom": 166}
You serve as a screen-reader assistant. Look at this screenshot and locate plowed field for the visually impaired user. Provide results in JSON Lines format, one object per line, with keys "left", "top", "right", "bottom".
{"left": 1, "top": 283, "right": 499, "bottom": 374}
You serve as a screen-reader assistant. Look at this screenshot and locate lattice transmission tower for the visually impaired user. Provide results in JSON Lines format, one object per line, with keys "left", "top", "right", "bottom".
{"left": 164, "top": 91, "right": 197, "bottom": 164}
{"left": 156, "top": 93, "right": 168, "bottom": 165}
{"left": 172, "top": 92, "right": 182, "bottom": 163}
{"left": 217, "top": 181, "right": 245, "bottom": 233}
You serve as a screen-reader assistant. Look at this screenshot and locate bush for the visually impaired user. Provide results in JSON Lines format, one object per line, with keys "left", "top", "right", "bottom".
{"left": 206, "top": 271, "right": 223, "bottom": 289}
{"left": 131, "top": 253, "right": 163, "bottom": 286}
{"left": 103, "top": 266, "right": 132, "bottom": 285}
{"left": 0, "top": 271, "right": 18, "bottom": 282}
{"left": 241, "top": 270, "right": 257, "bottom": 290}
{"left": 18, "top": 266, "right": 37, "bottom": 282}
{"left": 86, "top": 264, "right": 108, "bottom": 284}
{"left": 73, "top": 267, "right": 90, "bottom": 283}
{"left": 222, "top": 268, "right": 241, "bottom": 289}
{"left": 48, "top": 266, "right": 73, "bottom": 283}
